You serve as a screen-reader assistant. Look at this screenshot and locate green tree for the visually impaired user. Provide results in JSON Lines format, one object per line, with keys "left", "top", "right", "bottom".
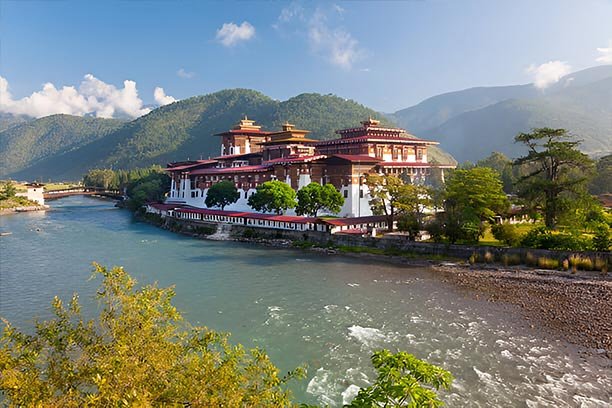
{"left": 432, "top": 167, "right": 509, "bottom": 244}
{"left": 444, "top": 167, "right": 509, "bottom": 222}
{"left": 514, "top": 128, "right": 595, "bottom": 229}
{"left": 365, "top": 174, "right": 409, "bottom": 231}
{"left": 0, "top": 181, "right": 17, "bottom": 200}
{"left": 477, "top": 152, "right": 516, "bottom": 194}
{"left": 295, "top": 182, "right": 344, "bottom": 217}
{"left": 0, "top": 264, "right": 303, "bottom": 407}
{"left": 592, "top": 223, "right": 611, "bottom": 252}
{"left": 589, "top": 154, "right": 612, "bottom": 195}
{"left": 346, "top": 350, "right": 453, "bottom": 408}
{"left": 248, "top": 180, "right": 297, "bottom": 214}
{"left": 126, "top": 171, "right": 171, "bottom": 211}
{"left": 205, "top": 180, "right": 240, "bottom": 210}
{"left": 396, "top": 184, "right": 433, "bottom": 240}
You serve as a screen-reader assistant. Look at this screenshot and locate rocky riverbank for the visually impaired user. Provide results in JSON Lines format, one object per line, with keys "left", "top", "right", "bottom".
{"left": 0, "top": 204, "right": 49, "bottom": 215}
{"left": 432, "top": 264, "right": 612, "bottom": 356}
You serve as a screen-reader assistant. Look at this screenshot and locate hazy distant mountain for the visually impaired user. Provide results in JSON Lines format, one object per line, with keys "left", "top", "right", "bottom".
{"left": 3, "top": 89, "right": 454, "bottom": 181}
{"left": 391, "top": 65, "right": 612, "bottom": 162}
{"left": 0, "top": 112, "right": 33, "bottom": 132}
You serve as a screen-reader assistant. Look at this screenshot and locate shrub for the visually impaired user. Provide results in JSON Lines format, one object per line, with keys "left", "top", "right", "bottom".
{"left": 483, "top": 251, "right": 494, "bottom": 263}
{"left": 562, "top": 259, "right": 569, "bottom": 271}
{"left": 592, "top": 223, "right": 611, "bottom": 252}
{"left": 525, "top": 252, "right": 537, "bottom": 266}
{"left": 537, "top": 257, "right": 559, "bottom": 270}
{"left": 491, "top": 223, "right": 521, "bottom": 246}
{"left": 520, "top": 226, "right": 591, "bottom": 251}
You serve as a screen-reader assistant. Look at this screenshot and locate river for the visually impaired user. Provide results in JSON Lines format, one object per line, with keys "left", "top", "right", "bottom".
{"left": 0, "top": 196, "right": 609, "bottom": 406}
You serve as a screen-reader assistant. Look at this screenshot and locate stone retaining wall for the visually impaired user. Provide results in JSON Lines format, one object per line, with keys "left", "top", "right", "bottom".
{"left": 161, "top": 217, "right": 611, "bottom": 264}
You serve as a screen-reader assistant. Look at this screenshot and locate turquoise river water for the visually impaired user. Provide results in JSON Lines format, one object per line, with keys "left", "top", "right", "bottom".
{"left": 0, "top": 196, "right": 610, "bottom": 406}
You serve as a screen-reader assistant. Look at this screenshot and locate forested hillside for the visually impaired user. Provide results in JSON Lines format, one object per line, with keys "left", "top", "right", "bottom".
{"left": 4, "top": 89, "right": 454, "bottom": 181}
{"left": 0, "top": 115, "right": 124, "bottom": 177}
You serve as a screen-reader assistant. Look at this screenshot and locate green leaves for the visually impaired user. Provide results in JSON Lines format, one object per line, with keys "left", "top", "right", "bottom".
{"left": 0, "top": 263, "right": 300, "bottom": 406}
{"left": 296, "top": 182, "right": 344, "bottom": 217}
{"left": 347, "top": 350, "right": 452, "bottom": 408}
{"left": 248, "top": 180, "right": 297, "bottom": 214}
{"left": 205, "top": 180, "right": 240, "bottom": 210}
{"left": 514, "top": 128, "right": 595, "bottom": 229}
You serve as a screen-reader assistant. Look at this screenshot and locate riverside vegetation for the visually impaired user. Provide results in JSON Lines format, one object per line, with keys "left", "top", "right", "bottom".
{"left": 0, "top": 264, "right": 452, "bottom": 407}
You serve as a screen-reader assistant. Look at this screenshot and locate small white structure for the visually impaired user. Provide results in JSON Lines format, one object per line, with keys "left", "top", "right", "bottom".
{"left": 16, "top": 183, "right": 45, "bottom": 205}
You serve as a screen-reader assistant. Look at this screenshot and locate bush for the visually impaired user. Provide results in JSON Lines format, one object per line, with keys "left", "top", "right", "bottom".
{"left": 537, "top": 257, "right": 559, "bottom": 270}
{"left": 491, "top": 223, "right": 521, "bottom": 246}
{"left": 592, "top": 223, "right": 611, "bottom": 252}
{"left": 520, "top": 226, "right": 591, "bottom": 251}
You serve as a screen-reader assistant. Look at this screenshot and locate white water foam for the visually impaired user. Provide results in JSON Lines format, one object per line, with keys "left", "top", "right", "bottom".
{"left": 341, "top": 384, "right": 361, "bottom": 405}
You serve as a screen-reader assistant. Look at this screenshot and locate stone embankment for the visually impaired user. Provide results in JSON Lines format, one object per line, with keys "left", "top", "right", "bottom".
{"left": 433, "top": 264, "right": 612, "bottom": 355}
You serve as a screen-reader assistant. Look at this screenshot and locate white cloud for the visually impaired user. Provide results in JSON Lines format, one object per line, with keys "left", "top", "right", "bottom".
{"left": 275, "top": 5, "right": 363, "bottom": 70}
{"left": 0, "top": 74, "right": 166, "bottom": 119}
{"left": 177, "top": 68, "right": 195, "bottom": 79}
{"left": 526, "top": 61, "right": 572, "bottom": 89}
{"left": 216, "top": 21, "right": 255, "bottom": 47}
{"left": 308, "top": 9, "right": 362, "bottom": 69}
{"left": 596, "top": 39, "right": 612, "bottom": 64}
{"left": 154, "top": 87, "right": 176, "bottom": 106}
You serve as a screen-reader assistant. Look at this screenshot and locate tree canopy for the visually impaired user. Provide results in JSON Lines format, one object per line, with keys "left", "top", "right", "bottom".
{"left": 205, "top": 180, "right": 240, "bottom": 210}
{"left": 514, "top": 128, "right": 594, "bottom": 229}
{"left": 0, "top": 264, "right": 302, "bottom": 407}
{"left": 295, "top": 182, "right": 344, "bottom": 217}
{"left": 247, "top": 180, "right": 297, "bottom": 214}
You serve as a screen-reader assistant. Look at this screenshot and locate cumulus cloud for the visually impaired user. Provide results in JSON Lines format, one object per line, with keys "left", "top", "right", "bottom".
{"left": 526, "top": 61, "right": 572, "bottom": 89}
{"left": 216, "top": 21, "right": 255, "bottom": 47}
{"left": 596, "top": 40, "right": 612, "bottom": 64}
{"left": 0, "top": 74, "right": 162, "bottom": 119}
{"left": 177, "top": 68, "right": 195, "bottom": 79}
{"left": 154, "top": 87, "right": 177, "bottom": 106}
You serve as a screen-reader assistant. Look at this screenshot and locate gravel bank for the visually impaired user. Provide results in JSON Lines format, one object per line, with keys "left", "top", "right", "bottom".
{"left": 433, "top": 264, "right": 612, "bottom": 356}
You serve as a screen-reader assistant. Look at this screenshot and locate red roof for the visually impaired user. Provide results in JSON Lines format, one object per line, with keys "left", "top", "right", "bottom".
{"left": 316, "top": 135, "right": 437, "bottom": 146}
{"left": 190, "top": 165, "right": 271, "bottom": 175}
{"left": 215, "top": 129, "right": 272, "bottom": 136}
{"left": 213, "top": 152, "right": 262, "bottom": 160}
{"left": 264, "top": 155, "right": 327, "bottom": 165}
{"left": 165, "top": 160, "right": 217, "bottom": 171}
{"left": 321, "top": 215, "right": 387, "bottom": 227}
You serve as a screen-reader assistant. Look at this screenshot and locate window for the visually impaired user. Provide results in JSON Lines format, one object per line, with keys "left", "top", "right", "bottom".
{"left": 343, "top": 190, "right": 348, "bottom": 198}
{"left": 359, "top": 189, "right": 364, "bottom": 198}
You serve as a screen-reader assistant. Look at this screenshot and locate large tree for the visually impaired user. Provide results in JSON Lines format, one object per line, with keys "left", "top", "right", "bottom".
{"left": 205, "top": 180, "right": 240, "bottom": 210}
{"left": 295, "top": 182, "right": 344, "bottom": 217}
{"left": 247, "top": 180, "right": 296, "bottom": 214}
{"left": 435, "top": 167, "right": 509, "bottom": 244}
{"left": 396, "top": 184, "right": 433, "bottom": 240}
{"left": 514, "top": 128, "right": 594, "bottom": 229}
{"left": 365, "top": 174, "right": 411, "bottom": 231}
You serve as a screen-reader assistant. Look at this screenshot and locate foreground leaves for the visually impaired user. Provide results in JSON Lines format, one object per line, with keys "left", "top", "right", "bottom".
{"left": 0, "top": 263, "right": 303, "bottom": 407}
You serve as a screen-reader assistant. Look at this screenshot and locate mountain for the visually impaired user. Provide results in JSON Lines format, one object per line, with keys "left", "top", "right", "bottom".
{"left": 391, "top": 65, "right": 612, "bottom": 162}
{"left": 389, "top": 84, "right": 538, "bottom": 134}
{"left": 3, "top": 89, "right": 455, "bottom": 181}
{"left": 0, "top": 112, "right": 33, "bottom": 132}
{"left": 0, "top": 115, "right": 124, "bottom": 178}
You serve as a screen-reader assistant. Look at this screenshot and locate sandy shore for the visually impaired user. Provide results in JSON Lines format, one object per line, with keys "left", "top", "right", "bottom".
{"left": 432, "top": 264, "right": 612, "bottom": 356}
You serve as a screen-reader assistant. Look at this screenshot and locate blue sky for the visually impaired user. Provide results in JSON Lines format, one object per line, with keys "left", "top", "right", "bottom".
{"left": 1, "top": 0, "right": 611, "bottom": 118}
